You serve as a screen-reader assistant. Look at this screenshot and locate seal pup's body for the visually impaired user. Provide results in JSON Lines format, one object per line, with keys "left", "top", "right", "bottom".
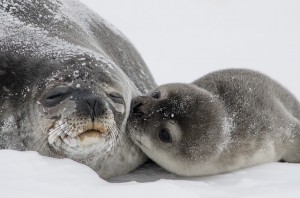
{"left": 129, "top": 69, "right": 300, "bottom": 177}
{"left": 0, "top": 0, "right": 156, "bottom": 179}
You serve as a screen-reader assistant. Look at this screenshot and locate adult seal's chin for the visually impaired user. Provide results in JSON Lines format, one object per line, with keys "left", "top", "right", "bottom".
{"left": 0, "top": 0, "right": 155, "bottom": 179}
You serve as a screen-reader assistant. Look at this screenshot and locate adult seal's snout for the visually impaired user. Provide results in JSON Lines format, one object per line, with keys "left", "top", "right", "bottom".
{"left": 77, "top": 95, "right": 106, "bottom": 121}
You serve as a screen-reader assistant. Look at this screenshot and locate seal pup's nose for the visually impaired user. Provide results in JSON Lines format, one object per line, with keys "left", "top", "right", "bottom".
{"left": 131, "top": 101, "right": 144, "bottom": 114}
{"left": 130, "top": 97, "right": 146, "bottom": 115}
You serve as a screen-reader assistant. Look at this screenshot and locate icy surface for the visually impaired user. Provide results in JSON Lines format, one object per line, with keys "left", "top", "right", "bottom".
{"left": 1, "top": 150, "right": 300, "bottom": 198}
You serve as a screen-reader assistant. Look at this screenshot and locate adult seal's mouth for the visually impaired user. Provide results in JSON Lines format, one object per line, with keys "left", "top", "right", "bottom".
{"left": 48, "top": 120, "right": 109, "bottom": 148}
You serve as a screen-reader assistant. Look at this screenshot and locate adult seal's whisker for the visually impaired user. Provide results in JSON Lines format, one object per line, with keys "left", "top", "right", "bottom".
{"left": 30, "top": 133, "right": 48, "bottom": 151}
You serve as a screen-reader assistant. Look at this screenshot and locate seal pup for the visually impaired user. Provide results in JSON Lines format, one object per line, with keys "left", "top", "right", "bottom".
{"left": 0, "top": 0, "right": 156, "bottom": 179}
{"left": 128, "top": 69, "right": 300, "bottom": 177}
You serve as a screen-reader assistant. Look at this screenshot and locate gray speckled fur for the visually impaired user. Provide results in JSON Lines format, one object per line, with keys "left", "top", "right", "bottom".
{"left": 0, "top": 0, "right": 156, "bottom": 179}
{"left": 128, "top": 69, "right": 300, "bottom": 177}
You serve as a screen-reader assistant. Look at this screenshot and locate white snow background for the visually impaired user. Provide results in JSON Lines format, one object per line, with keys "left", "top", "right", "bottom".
{"left": 1, "top": 0, "right": 300, "bottom": 197}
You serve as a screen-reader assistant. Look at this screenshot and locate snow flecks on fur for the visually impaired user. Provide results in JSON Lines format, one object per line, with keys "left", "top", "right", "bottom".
{"left": 0, "top": 116, "right": 18, "bottom": 149}
{"left": 1, "top": 116, "right": 17, "bottom": 132}
{"left": 278, "top": 123, "right": 296, "bottom": 142}
{"left": 218, "top": 115, "right": 234, "bottom": 154}
{"left": 0, "top": 0, "right": 119, "bottom": 76}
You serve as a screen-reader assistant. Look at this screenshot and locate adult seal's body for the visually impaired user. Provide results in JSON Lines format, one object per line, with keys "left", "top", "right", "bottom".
{"left": 0, "top": 0, "right": 156, "bottom": 179}
{"left": 129, "top": 69, "right": 300, "bottom": 177}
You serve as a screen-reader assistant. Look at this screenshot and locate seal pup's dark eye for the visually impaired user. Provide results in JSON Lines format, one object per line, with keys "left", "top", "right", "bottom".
{"left": 151, "top": 91, "right": 160, "bottom": 99}
{"left": 109, "top": 92, "right": 124, "bottom": 104}
{"left": 43, "top": 86, "right": 73, "bottom": 107}
{"left": 158, "top": 128, "right": 172, "bottom": 143}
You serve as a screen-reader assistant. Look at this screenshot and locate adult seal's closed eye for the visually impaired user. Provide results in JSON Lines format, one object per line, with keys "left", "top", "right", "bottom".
{"left": 0, "top": 0, "right": 156, "bottom": 179}
{"left": 128, "top": 69, "right": 300, "bottom": 177}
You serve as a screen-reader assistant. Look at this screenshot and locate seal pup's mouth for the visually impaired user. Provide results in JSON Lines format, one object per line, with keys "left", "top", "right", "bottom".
{"left": 48, "top": 121, "right": 109, "bottom": 148}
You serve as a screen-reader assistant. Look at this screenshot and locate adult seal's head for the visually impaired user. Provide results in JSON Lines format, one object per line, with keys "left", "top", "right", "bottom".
{"left": 128, "top": 69, "right": 300, "bottom": 177}
{"left": 0, "top": 0, "right": 156, "bottom": 179}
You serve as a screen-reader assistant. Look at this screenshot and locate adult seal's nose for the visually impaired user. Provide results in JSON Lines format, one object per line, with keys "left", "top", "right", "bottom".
{"left": 75, "top": 95, "right": 105, "bottom": 122}
{"left": 85, "top": 96, "right": 105, "bottom": 122}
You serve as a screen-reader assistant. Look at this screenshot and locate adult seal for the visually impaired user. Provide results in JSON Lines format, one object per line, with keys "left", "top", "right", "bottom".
{"left": 129, "top": 69, "right": 300, "bottom": 177}
{"left": 0, "top": 0, "right": 156, "bottom": 179}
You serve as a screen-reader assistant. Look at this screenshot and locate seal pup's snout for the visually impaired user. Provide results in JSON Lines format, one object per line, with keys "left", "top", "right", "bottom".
{"left": 131, "top": 96, "right": 151, "bottom": 116}
{"left": 131, "top": 100, "right": 144, "bottom": 115}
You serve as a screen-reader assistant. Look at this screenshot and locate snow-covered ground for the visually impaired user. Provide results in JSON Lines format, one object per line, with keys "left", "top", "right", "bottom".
{"left": 1, "top": 150, "right": 300, "bottom": 198}
{"left": 2, "top": 0, "right": 300, "bottom": 197}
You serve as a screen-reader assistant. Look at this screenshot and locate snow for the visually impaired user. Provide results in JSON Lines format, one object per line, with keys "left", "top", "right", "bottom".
{"left": 1, "top": 150, "right": 300, "bottom": 198}
{"left": 2, "top": 0, "right": 300, "bottom": 197}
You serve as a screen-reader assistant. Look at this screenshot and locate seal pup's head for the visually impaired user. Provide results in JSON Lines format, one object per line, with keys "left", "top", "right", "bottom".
{"left": 128, "top": 83, "right": 231, "bottom": 177}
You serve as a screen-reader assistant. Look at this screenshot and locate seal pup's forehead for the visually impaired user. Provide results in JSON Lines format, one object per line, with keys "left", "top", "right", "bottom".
{"left": 155, "top": 83, "right": 206, "bottom": 101}
{"left": 151, "top": 83, "right": 212, "bottom": 117}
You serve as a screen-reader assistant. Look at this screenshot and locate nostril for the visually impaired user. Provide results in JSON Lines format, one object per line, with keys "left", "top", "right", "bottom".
{"left": 131, "top": 102, "right": 144, "bottom": 114}
{"left": 85, "top": 99, "right": 96, "bottom": 122}
{"left": 86, "top": 98, "right": 97, "bottom": 112}
{"left": 83, "top": 96, "right": 104, "bottom": 121}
